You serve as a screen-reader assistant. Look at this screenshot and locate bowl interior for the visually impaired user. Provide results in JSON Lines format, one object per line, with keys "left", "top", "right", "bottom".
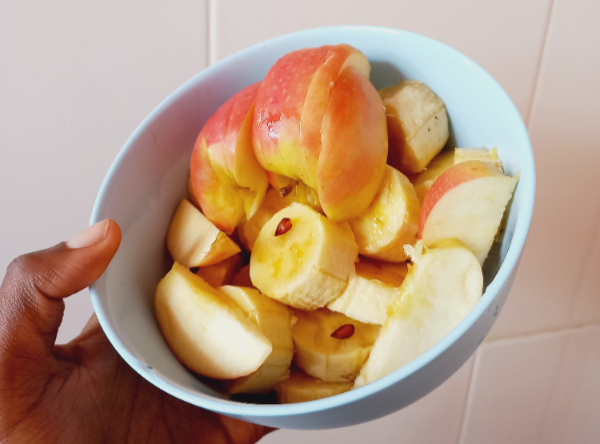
{"left": 90, "top": 26, "right": 534, "bottom": 420}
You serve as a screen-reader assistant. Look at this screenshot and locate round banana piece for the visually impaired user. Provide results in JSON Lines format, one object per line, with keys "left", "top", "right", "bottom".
{"left": 276, "top": 368, "right": 353, "bottom": 404}
{"left": 349, "top": 165, "right": 420, "bottom": 262}
{"left": 250, "top": 202, "right": 358, "bottom": 310}
{"left": 220, "top": 286, "right": 294, "bottom": 394}
{"left": 292, "top": 308, "right": 380, "bottom": 382}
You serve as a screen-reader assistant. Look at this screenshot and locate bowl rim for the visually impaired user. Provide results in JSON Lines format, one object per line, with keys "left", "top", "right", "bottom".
{"left": 90, "top": 24, "right": 536, "bottom": 418}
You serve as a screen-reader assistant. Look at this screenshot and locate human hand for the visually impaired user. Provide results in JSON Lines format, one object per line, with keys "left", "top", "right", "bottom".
{"left": 0, "top": 220, "right": 272, "bottom": 443}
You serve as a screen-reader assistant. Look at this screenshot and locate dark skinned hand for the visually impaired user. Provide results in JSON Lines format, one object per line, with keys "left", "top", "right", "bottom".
{"left": 0, "top": 219, "right": 272, "bottom": 443}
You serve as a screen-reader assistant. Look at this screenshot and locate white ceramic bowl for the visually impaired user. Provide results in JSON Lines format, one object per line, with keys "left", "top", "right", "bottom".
{"left": 90, "top": 26, "right": 535, "bottom": 430}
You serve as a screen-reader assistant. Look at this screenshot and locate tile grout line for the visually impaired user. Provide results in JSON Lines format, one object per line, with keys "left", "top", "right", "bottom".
{"left": 484, "top": 321, "right": 600, "bottom": 347}
{"left": 208, "top": 0, "right": 217, "bottom": 65}
{"left": 457, "top": 349, "right": 481, "bottom": 444}
{"left": 524, "top": 0, "right": 556, "bottom": 127}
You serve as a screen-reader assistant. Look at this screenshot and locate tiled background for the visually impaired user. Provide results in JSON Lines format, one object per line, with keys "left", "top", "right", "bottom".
{"left": 1, "top": 0, "right": 599, "bottom": 442}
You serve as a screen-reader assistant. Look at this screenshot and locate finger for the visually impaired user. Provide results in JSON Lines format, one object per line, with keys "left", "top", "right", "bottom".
{"left": 0, "top": 220, "right": 121, "bottom": 360}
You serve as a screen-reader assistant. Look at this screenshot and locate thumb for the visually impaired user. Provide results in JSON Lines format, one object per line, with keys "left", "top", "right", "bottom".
{"left": 0, "top": 219, "right": 121, "bottom": 360}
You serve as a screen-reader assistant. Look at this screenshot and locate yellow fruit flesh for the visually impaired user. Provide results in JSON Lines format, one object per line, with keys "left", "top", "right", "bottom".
{"left": 349, "top": 166, "right": 420, "bottom": 262}
{"left": 250, "top": 203, "right": 358, "bottom": 309}
{"left": 220, "top": 286, "right": 294, "bottom": 394}
{"left": 292, "top": 308, "right": 380, "bottom": 382}
{"left": 276, "top": 368, "right": 353, "bottom": 404}
{"left": 408, "top": 149, "right": 454, "bottom": 202}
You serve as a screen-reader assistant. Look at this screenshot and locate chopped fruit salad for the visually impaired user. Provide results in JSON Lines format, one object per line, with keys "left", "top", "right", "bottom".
{"left": 155, "top": 44, "right": 518, "bottom": 403}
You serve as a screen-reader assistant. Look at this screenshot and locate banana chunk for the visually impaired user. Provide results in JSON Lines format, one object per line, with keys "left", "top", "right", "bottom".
{"left": 250, "top": 202, "right": 358, "bottom": 310}
{"left": 355, "top": 239, "right": 482, "bottom": 387}
{"left": 293, "top": 308, "right": 380, "bottom": 382}
{"left": 349, "top": 165, "right": 420, "bottom": 262}
{"left": 380, "top": 80, "right": 449, "bottom": 174}
{"left": 327, "top": 259, "right": 408, "bottom": 325}
{"left": 220, "top": 286, "right": 294, "bottom": 394}
{"left": 276, "top": 368, "right": 353, "bottom": 404}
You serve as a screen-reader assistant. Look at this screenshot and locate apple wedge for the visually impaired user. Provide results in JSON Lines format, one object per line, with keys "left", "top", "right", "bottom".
{"left": 231, "top": 265, "right": 255, "bottom": 288}
{"left": 380, "top": 80, "right": 449, "bottom": 174}
{"left": 349, "top": 165, "right": 420, "bottom": 262}
{"left": 408, "top": 149, "right": 454, "bottom": 203}
{"left": 220, "top": 286, "right": 294, "bottom": 394}
{"left": 276, "top": 368, "right": 353, "bottom": 404}
{"left": 293, "top": 308, "right": 380, "bottom": 382}
{"left": 327, "top": 258, "right": 408, "bottom": 325}
{"left": 155, "top": 263, "right": 272, "bottom": 379}
{"left": 195, "top": 254, "right": 242, "bottom": 288}
{"left": 167, "top": 199, "right": 241, "bottom": 267}
{"left": 191, "top": 82, "right": 268, "bottom": 234}
{"left": 454, "top": 147, "right": 503, "bottom": 173}
{"left": 355, "top": 239, "right": 482, "bottom": 387}
{"left": 419, "top": 160, "right": 518, "bottom": 265}
{"left": 250, "top": 203, "right": 358, "bottom": 310}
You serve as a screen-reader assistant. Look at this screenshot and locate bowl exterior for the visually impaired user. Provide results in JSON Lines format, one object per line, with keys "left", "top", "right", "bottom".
{"left": 90, "top": 26, "right": 535, "bottom": 429}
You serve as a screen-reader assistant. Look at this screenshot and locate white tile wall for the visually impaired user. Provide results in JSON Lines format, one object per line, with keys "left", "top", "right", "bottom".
{"left": 2, "top": 0, "right": 599, "bottom": 440}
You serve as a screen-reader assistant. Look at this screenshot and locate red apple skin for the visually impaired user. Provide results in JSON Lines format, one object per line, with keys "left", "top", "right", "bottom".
{"left": 419, "top": 160, "right": 506, "bottom": 237}
{"left": 318, "top": 65, "right": 388, "bottom": 222}
{"left": 252, "top": 48, "right": 312, "bottom": 171}
{"left": 190, "top": 129, "right": 244, "bottom": 235}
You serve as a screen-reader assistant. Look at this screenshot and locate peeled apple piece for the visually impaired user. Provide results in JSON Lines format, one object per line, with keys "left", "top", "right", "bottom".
{"left": 220, "top": 286, "right": 294, "bottom": 394}
{"left": 166, "top": 199, "right": 241, "bottom": 267}
{"left": 155, "top": 263, "right": 272, "bottom": 380}
{"left": 276, "top": 368, "right": 353, "bottom": 404}
{"left": 327, "top": 258, "right": 408, "bottom": 325}
{"left": 419, "top": 160, "right": 518, "bottom": 265}
{"left": 355, "top": 239, "right": 482, "bottom": 387}
{"left": 349, "top": 165, "right": 420, "bottom": 262}
{"left": 292, "top": 308, "right": 380, "bottom": 383}
{"left": 380, "top": 80, "right": 449, "bottom": 174}
{"left": 454, "top": 147, "right": 504, "bottom": 173}
{"left": 250, "top": 202, "right": 358, "bottom": 310}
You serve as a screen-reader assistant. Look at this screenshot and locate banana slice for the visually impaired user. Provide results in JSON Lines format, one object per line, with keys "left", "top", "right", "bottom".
{"left": 167, "top": 199, "right": 241, "bottom": 267}
{"left": 276, "top": 368, "right": 353, "bottom": 403}
{"left": 292, "top": 308, "right": 380, "bottom": 382}
{"left": 250, "top": 202, "right": 358, "bottom": 310}
{"left": 380, "top": 80, "right": 449, "bottom": 174}
{"left": 355, "top": 239, "right": 482, "bottom": 387}
{"left": 238, "top": 188, "right": 297, "bottom": 251}
{"left": 349, "top": 165, "right": 420, "bottom": 262}
{"left": 219, "top": 286, "right": 294, "bottom": 394}
{"left": 327, "top": 258, "right": 408, "bottom": 325}
{"left": 196, "top": 254, "right": 241, "bottom": 288}
{"left": 454, "top": 147, "right": 504, "bottom": 173}
{"left": 155, "top": 263, "right": 271, "bottom": 379}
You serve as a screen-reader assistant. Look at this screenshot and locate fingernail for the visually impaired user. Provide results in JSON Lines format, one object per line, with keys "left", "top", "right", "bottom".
{"left": 67, "top": 220, "right": 109, "bottom": 249}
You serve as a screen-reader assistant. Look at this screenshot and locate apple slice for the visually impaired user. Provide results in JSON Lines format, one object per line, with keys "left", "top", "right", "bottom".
{"left": 191, "top": 83, "right": 268, "bottom": 234}
{"left": 231, "top": 265, "right": 255, "bottom": 288}
{"left": 220, "top": 286, "right": 294, "bottom": 394}
{"left": 167, "top": 199, "right": 241, "bottom": 267}
{"left": 348, "top": 165, "right": 420, "bottom": 262}
{"left": 355, "top": 239, "right": 482, "bottom": 387}
{"left": 155, "top": 263, "right": 272, "bottom": 379}
{"left": 408, "top": 149, "right": 454, "bottom": 202}
{"left": 327, "top": 258, "right": 408, "bottom": 325}
{"left": 293, "top": 308, "right": 380, "bottom": 382}
{"left": 454, "top": 147, "right": 504, "bottom": 173}
{"left": 276, "top": 368, "right": 353, "bottom": 404}
{"left": 419, "top": 160, "right": 518, "bottom": 265}
{"left": 195, "top": 254, "right": 242, "bottom": 288}
{"left": 318, "top": 65, "right": 388, "bottom": 222}
{"left": 380, "top": 80, "right": 449, "bottom": 174}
